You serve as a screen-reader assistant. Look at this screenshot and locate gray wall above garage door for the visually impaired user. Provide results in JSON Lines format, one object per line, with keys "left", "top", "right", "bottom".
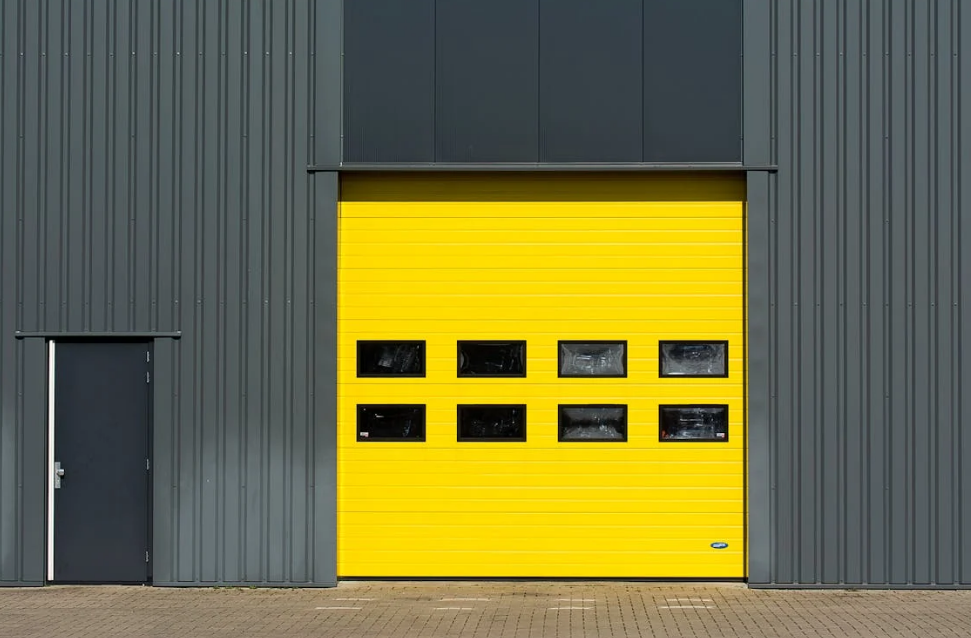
{"left": 745, "top": 0, "right": 971, "bottom": 587}
{"left": 343, "top": 0, "right": 742, "bottom": 165}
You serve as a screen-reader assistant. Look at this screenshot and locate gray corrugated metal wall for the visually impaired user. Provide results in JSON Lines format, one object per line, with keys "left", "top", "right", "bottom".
{"left": 746, "top": 0, "right": 971, "bottom": 586}
{"left": 0, "top": 0, "right": 339, "bottom": 585}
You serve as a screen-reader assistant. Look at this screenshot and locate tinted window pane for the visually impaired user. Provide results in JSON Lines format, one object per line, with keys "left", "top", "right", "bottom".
{"left": 559, "top": 405, "right": 627, "bottom": 442}
{"left": 458, "top": 405, "right": 526, "bottom": 441}
{"left": 559, "top": 341, "right": 626, "bottom": 377}
{"left": 357, "top": 405, "right": 426, "bottom": 441}
{"left": 357, "top": 341, "right": 425, "bottom": 376}
{"left": 660, "top": 341, "right": 728, "bottom": 377}
{"left": 458, "top": 341, "right": 526, "bottom": 377}
{"left": 659, "top": 405, "right": 728, "bottom": 442}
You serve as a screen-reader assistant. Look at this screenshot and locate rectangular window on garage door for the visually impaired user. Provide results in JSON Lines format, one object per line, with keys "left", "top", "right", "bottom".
{"left": 357, "top": 405, "right": 426, "bottom": 441}
{"left": 457, "top": 405, "right": 526, "bottom": 441}
{"left": 357, "top": 341, "right": 425, "bottom": 377}
{"left": 558, "top": 341, "right": 627, "bottom": 377}
{"left": 659, "top": 340, "right": 728, "bottom": 377}
{"left": 559, "top": 405, "right": 627, "bottom": 442}
{"left": 457, "top": 341, "right": 526, "bottom": 377}
{"left": 659, "top": 405, "right": 729, "bottom": 442}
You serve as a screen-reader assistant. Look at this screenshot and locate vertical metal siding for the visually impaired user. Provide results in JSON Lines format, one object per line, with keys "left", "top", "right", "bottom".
{"left": 746, "top": 0, "right": 971, "bottom": 587}
{"left": 0, "top": 0, "right": 339, "bottom": 585}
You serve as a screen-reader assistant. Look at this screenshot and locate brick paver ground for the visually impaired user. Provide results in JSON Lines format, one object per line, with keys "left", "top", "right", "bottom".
{"left": 1, "top": 581, "right": 970, "bottom": 638}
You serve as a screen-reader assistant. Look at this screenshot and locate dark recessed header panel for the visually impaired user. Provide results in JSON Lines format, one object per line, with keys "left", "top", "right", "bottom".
{"left": 343, "top": 0, "right": 741, "bottom": 165}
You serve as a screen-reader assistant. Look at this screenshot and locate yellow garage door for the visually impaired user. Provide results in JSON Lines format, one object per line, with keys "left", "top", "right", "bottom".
{"left": 338, "top": 174, "right": 745, "bottom": 578}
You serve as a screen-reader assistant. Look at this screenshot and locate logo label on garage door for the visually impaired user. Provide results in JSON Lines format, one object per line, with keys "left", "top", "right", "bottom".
{"left": 710, "top": 542, "right": 729, "bottom": 549}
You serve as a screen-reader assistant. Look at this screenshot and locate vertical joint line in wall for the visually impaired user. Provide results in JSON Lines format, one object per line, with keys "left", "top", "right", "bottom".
{"left": 536, "top": 0, "right": 541, "bottom": 161}
{"left": 432, "top": 0, "right": 436, "bottom": 161}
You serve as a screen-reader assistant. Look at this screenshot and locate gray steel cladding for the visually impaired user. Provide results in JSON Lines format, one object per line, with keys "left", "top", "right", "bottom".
{"left": 0, "top": 0, "right": 339, "bottom": 585}
{"left": 745, "top": 0, "right": 971, "bottom": 587}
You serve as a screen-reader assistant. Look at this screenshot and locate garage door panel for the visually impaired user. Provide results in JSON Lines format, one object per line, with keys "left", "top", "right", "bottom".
{"left": 338, "top": 550, "right": 744, "bottom": 566}
{"left": 337, "top": 445, "right": 745, "bottom": 462}
{"left": 337, "top": 392, "right": 746, "bottom": 410}
{"left": 340, "top": 561, "right": 743, "bottom": 579}
{"left": 339, "top": 319, "right": 745, "bottom": 335}
{"left": 342, "top": 217, "right": 745, "bottom": 233}
{"left": 339, "top": 267, "right": 743, "bottom": 284}
{"left": 338, "top": 174, "right": 745, "bottom": 578}
{"left": 345, "top": 511, "right": 743, "bottom": 527}
{"left": 343, "top": 281, "right": 743, "bottom": 296}
{"left": 341, "top": 292, "right": 743, "bottom": 308}
{"left": 342, "top": 201, "right": 743, "bottom": 219}
{"left": 340, "top": 241, "right": 742, "bottom": 258}
{"left": 343, "top": 229, "right": 742, "bottom": 244}
{"left": 338, "top": 498, "right": 743, "bottom": 514}
{"left": 341, "top": 254, "right": 741, "bottom": 270}
{"left": 341, "top": 471, "right": 743, "bottom": 488}
{"left": 340, "top": 307, "right": 743, "bottom": 323}
{"left": 340, "top": 534, "right": 743, "bottom": 553}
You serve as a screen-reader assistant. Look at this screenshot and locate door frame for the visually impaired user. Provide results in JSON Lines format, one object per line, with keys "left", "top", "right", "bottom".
{"left": 45, "top": 339, "right": 154, "bottom": 584}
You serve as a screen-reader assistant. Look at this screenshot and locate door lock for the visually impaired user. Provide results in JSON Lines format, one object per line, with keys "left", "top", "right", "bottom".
{"left": 54, "top": 461, "right": 65, "bottom": 489}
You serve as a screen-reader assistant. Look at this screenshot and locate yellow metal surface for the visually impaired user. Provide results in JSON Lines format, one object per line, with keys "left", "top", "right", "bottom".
{"left": 337, "top": 174, "right": 746, "bottom": 578}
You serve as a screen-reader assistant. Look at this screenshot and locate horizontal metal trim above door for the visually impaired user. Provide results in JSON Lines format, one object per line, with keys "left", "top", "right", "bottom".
{"left": 308, "top": 162, "right": 778, "bottom": 173}
{"left": 15, "top": 332, "right": 182, "bottom": 340}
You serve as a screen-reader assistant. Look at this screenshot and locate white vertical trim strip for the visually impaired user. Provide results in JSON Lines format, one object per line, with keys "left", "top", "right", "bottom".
{"left": 47, "top": 341, "right": 56, "bottom": 582}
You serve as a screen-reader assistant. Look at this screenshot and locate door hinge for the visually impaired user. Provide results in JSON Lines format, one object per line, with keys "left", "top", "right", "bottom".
{"left": 146, "top": 551, "right": 150, "bottom": 563}
{"left": 146, "top": 458, "right": 151, "bottom": 471}
{"left": 146, "top": 351, "right": 151, "bottom": 363}
{"left": 146, "top": 371, "right": 151, "bottom": 383}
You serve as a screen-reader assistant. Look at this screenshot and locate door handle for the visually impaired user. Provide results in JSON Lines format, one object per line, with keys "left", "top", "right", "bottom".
{"left": 54, "top": 461, "right": 65, "bottom": 489}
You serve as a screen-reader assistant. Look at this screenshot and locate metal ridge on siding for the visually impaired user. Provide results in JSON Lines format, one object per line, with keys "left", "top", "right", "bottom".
{"left": 745, "top": 0, "right": 971, "bottom": 587}
{"left": 309, "top": 162, "right": 778, "bottom": 172}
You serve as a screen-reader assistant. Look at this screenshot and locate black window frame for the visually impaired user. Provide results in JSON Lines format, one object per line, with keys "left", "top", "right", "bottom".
{"left": 557, "top": 404, "right": 629, "bottom": 443}
{"left": 356, "top": 340, "right": 426, "bottom": 378}
{"left": 658, "top": 404, "right": 729, "bottom": 443}
{"left": 557, "top": 340, "right": 628, "bottom": 378}
{"left": 456, "top": 404, "right": 527, "bottom": 442}
{"left": 658, "top": 340, "right": 729, "bottom": 378}
{"left": 356, "top": 404, "right": 427, "bottom": 442}
{"left": 456, "top": 340, "right": 528, "bottom": 378}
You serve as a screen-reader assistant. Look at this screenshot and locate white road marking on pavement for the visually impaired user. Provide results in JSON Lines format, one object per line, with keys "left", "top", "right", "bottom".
{"left": 665, "top": 598, "right": 713, "bottom": 602}
{"left": 659, "top": 605, "right": 715, "bottom": 609}
{"left": 435, "top": 607, "right": 474, "bottom": 611}
{"left": 315, "top": 606, "right": 362, "bottom": 610}
{"left": 549, "top": 606, "right": 593, "bottom": 610}
{"left": 440, "top": 598, "right": 490, "bottom": 601}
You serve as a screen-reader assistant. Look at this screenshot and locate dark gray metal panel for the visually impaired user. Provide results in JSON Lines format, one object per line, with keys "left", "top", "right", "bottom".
{"left": 314, "top": 0, "right": 343, "bottom": 166}
{"left": 642, "top": 0, "right": 741, "bottom": 162}
{"left": 0, "top": 0, "right": 46, "bottom": 587}
{"left": 745, "top": 0, "right": 971, "bottom": 587}
{"left": 745, "top": 171, "right": 772, "bottom": 585}
{"left": 343, "top": 0, "right": 435, "bottom": 162}
{"left": 742, "top": 0, "right": 772, "bottom": 166}
{"left": 538, "top": 0, "right": 643, "bottom": 162}
{"left": 0, "top": 0, "right": 339, "bottom": 586}
{"left": 435, "top": 0, "right": 539, "bottom": 162}
{"left": 313, "top": 172, "right": 338, "bottom": 586}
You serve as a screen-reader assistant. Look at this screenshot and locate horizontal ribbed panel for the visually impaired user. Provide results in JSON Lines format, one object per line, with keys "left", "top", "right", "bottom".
{"left": 337, "top": 174, "right": 745, "bottom": 578}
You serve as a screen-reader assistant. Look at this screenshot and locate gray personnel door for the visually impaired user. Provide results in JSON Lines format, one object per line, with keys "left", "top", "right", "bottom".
{"left": 51, "top": 341, "right": 152, "bottom": 584}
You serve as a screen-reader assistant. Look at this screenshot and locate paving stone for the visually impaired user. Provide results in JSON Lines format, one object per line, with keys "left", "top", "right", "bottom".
{"left": 1, "top": 582, "right": 970, "bottom": 638}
